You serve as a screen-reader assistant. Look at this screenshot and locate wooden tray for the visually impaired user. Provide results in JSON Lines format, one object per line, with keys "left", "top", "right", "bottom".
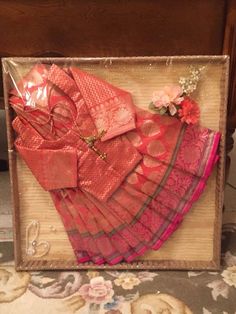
{"left": 2, "top": 56, "right": 229, "bottom": 270}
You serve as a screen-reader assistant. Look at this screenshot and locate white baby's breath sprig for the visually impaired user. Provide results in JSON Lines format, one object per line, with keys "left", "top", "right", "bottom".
{"left": 179, "top": 66, "right": 205, "bottom": 95}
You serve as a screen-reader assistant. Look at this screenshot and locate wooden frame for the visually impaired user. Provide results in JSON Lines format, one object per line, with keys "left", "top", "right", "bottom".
{"left": 2, "top": 55, "right": 228, "bottom": 270}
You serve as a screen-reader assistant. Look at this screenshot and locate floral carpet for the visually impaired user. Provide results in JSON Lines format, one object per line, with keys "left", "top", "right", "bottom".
{"left": 0, "top": 213, "right": 236, "bottom": 314}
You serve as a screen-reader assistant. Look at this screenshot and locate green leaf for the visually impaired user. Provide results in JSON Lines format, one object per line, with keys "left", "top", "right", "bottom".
{"left": 149, "top": 102, "right": 168, "bottom": 115}
{"left": 158, "top": 107, "right": 167, "bottom": 115}
{"left": 149, "top": 102, "right": 155, "bottom": 110}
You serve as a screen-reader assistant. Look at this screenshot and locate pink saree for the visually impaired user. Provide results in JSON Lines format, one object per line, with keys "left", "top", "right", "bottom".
{"left": 10, "top": 63, "right": 220, "bottom": 265}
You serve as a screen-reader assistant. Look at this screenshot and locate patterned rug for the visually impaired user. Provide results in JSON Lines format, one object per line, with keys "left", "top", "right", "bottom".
{"left": 0, "top": 213, "right": 236, "bottom": 314}
{"left": 0, "top": 171, "right": 12, "bottom": 241}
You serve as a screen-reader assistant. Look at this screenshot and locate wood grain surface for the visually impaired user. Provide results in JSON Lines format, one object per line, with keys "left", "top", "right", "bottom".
{"left": 0, "top": 0, "right": 226, "bottom": 97}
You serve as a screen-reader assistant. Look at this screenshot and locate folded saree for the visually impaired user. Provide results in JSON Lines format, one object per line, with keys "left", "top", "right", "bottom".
{"left": 9, "top": 63, "right": 221, "bottom": 264}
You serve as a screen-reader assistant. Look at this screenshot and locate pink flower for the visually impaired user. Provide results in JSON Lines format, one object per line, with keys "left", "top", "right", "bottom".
{"left": 152, "top": 85, "right": 184, "bottom": 115}
{"left": 78, "top": 276, "right": 114, "bottom": 304}
{"left": 178, "top": 97, "right": 200, "bottom": 124}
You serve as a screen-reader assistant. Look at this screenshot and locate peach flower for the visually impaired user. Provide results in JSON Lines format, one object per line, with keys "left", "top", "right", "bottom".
{"left": 152, "top": 85, "right": 184, "bottom": 115}
{"left": 78, "top": 276, "right": 114, "bottom": 304}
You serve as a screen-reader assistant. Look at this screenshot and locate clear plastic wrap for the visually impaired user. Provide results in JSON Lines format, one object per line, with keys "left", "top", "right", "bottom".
{"left": 2, "top": 56, "right": 228, "bottom": 270}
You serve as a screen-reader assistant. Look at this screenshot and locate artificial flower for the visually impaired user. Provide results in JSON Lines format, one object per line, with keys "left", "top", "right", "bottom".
{"left": 178, "top": 97, "right": 200, "bottom": 124}
{"left": 179, "top": 66, "right": 205, "bottom": 95}
{"left": 78, "top": 276, "right": 114, "bottom": 304}
{"left": 152, "top": 85, "right": 184, "bottom": 110}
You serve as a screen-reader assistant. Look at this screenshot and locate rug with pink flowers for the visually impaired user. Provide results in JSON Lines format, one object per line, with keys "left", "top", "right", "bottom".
{"left": 0, "top": 212, "right": 236, "bottom": 314}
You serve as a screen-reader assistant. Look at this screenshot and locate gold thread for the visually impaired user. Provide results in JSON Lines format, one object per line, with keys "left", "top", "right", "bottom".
{"left": 80, "top": 130, "right": 107, "bottom": 160}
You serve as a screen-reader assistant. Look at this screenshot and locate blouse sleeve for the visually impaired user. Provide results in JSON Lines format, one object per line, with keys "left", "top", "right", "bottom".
{"left": 12, "top": 116, "right": 78, "bottom": 191}
{"left": 16, "top": 142, "right": 78, "bottom": 191}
